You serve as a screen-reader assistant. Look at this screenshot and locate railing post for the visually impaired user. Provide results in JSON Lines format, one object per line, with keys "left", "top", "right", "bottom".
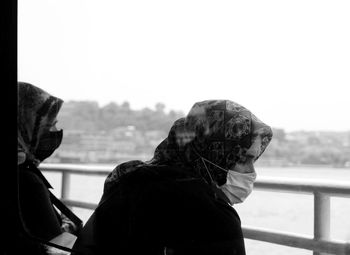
{"left": 61, "top": 171, "right": 71, "bottom": 201}
{"left": 314, "top": 192, "right": 331, "bottom": 255}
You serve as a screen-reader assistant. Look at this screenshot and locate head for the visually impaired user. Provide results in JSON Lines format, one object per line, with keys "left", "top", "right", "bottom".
{"left": 150, "top": 100, "right": 273, "bottom": 204}
{"left": 18, "top": 82, "right": 64, "bottom": 165}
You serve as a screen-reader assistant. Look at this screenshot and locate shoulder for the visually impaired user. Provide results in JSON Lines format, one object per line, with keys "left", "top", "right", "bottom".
{"left": 18, "top": 164, "right": 52, "bottom": 203}
{"left": 18, "top": 164, "right": 46, "bottom": 187}
{"left": 116, "top": 164, "right": 200, "bottom": 186}
{"left": 104, "top": 160, "right": 144, "bottom": 193}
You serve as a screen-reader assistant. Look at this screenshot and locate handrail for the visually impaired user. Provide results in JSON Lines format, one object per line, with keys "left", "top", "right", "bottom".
{"left": 243, "top": 226, "right": 350, "bottom": 255}
{"left": 40, "top": 163, "right": 350, "bottom": 255}
{"left": 254, "top": 176, "right": 350, "bottom": 197}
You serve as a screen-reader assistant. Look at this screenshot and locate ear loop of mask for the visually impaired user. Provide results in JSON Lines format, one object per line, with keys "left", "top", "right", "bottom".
{"left": 200, "top": 157, "right": 215, "bottom": 184}
{"left": 190, "top": 144, "right": 228, "bottom": 185}
{"left": 200, "top": 157, "right": 229, "bottom": 173}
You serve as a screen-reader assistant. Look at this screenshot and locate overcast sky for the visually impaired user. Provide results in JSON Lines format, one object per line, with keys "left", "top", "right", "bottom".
{"left": 18, "top": 0, "right": 350, "bottom": 132}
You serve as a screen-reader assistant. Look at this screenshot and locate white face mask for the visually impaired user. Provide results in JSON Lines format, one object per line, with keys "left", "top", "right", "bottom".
{"left": 219, "top": 170, "right": 256, "bottom": 205}
{"left": 200, "top": 158, "right": 257, "bottom": 205}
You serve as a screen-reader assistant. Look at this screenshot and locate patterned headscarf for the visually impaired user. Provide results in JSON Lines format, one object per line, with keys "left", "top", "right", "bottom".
{"left": 17, "top": 82, "right": 63, "bottom": 165}
{"left": 105, "top": 100, "right": 272, "bottom": 191}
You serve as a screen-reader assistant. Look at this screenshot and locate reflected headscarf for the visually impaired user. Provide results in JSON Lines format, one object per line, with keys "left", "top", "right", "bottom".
{"left": 105, "top": 100, "right": 273, "bottom": 191}
{"left": 17, "top": 82, "right": 63, "bottom": 165}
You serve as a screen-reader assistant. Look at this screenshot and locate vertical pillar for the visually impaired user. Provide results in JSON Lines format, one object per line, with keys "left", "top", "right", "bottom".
{"left": 314, "top": 192, "right": 330, "bottom": 255}
{"left": 61, "top": 171, "right": 71, "bottom": 201}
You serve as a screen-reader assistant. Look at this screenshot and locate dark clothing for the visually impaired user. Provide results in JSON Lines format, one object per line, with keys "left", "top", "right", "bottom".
{"left": 16, "top": 162, "right": 62, "bottom": 254}
{"left": 18, "top": 162, "right": 63, "bottom": 239}
{"left": 73, "top": 165, "right": 246, "bottom": 255}
{"left": 74, "top": 99, "right": 273, "bottom": 255}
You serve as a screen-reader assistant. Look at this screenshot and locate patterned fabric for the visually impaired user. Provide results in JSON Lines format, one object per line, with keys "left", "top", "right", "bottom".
{"left": 104, "top": 160, "right": 144, "bottom": 192}
{"left": 18, "top": 82, "right": 63, "bottom": 165}
{"left": 104, "top": 100, "right": 273, "bottom": 191}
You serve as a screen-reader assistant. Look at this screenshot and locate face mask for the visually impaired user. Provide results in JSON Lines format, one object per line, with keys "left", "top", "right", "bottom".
{"left": 35, "top": 129, "right": 63, "bottom": 162}
{"left": 200, "top": 157, "right": 257, "bottom": 205}
{"left": 219, "top": 170, "right": 256, "bottom": 205}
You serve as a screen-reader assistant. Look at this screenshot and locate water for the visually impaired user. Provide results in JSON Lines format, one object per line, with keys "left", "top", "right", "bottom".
{"left": 43, "top": 166, "right": 350, "bottom": 255}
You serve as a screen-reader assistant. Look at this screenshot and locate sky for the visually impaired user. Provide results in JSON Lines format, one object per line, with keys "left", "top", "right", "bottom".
{"left": 18, "top": 0, "right": 350, "bottom": 132}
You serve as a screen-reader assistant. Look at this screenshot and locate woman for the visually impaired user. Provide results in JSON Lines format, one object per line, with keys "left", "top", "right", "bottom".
{"left": 73, "top": 99, "right": 273, "bottom": 255}
{"left": 17, "top": 82, "right": 79, "bottom": 254}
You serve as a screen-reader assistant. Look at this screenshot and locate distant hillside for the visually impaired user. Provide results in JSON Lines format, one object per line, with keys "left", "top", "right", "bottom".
{"left": 58, "top": 101, "right": 184, "bottom": 133}
{"left": 51, "top": 100, "right": 350, "bottom": 167}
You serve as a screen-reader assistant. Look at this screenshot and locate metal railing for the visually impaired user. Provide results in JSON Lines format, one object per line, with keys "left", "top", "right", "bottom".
{"left": 40, "top": 163, "right": 350, "bottom": 255}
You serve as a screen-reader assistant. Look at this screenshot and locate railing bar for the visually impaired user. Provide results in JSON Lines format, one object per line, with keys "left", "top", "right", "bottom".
{"left": 40, "top": 168, "right": 350, "bottom": 193}
{"left": 40, "top": 163, "right": 112, "bottom": 171}
{"left": 61, "top": 199, "right": 97, "bottom": 210}
{"left": 41, "top": 168, "right": 110, "bottom": 176}
{"left": 40, "top": 164, "right": 350, "bottom": 196}
{"left": 243, "top": 226, "right": 349, "bottom": 255}
{"left": 254, "top": 184, "right": 350, "bottom": 197}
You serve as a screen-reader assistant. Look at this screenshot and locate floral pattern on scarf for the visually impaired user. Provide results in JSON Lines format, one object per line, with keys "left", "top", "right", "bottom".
{"left": 18, "top": 82, "right": 63, "bottom": 165}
